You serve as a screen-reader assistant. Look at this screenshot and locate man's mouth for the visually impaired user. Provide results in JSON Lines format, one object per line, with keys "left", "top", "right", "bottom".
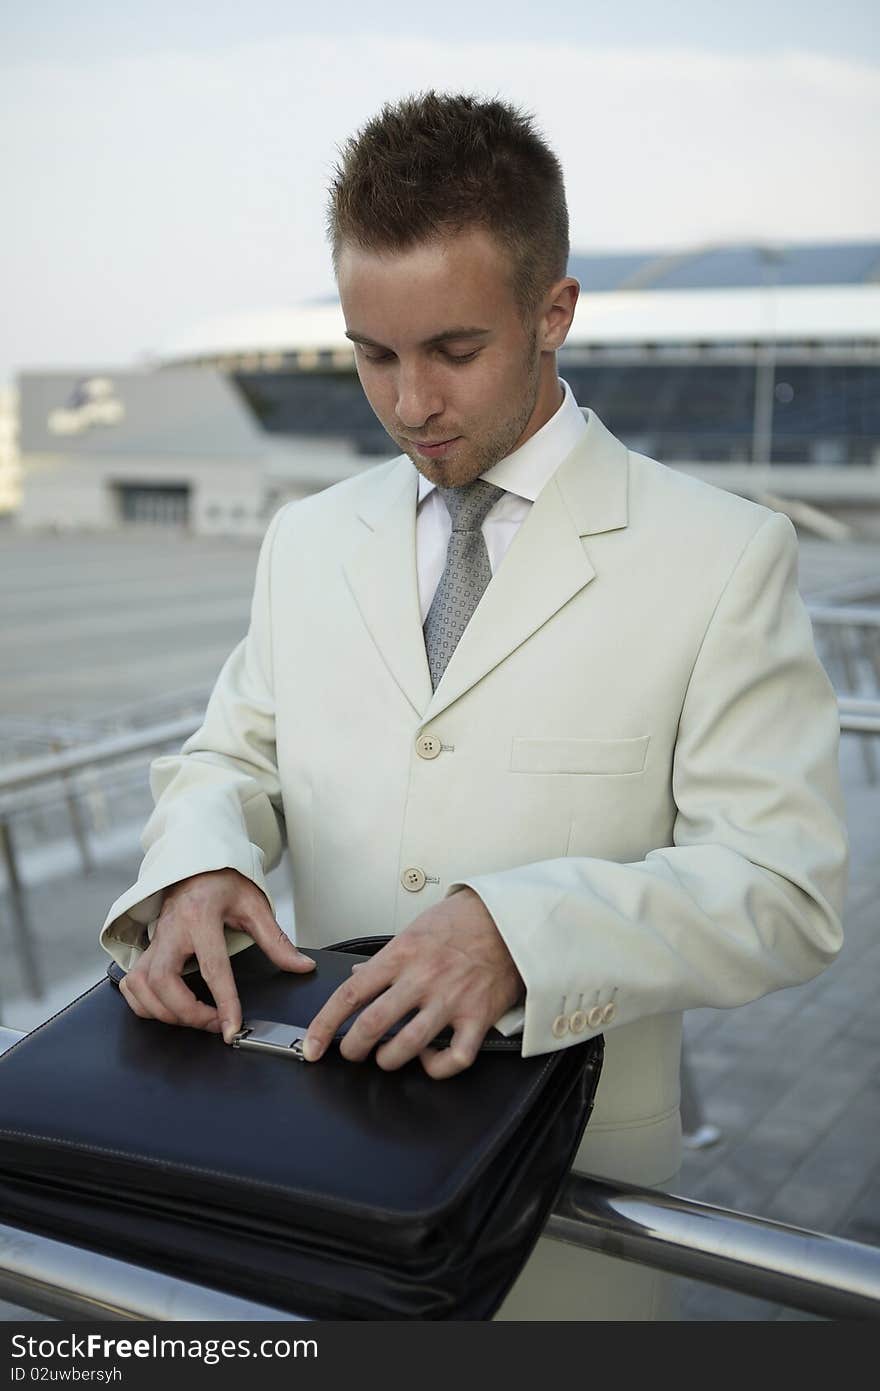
{"left": 407, "top": 437, "right": 462, "bottom": 458}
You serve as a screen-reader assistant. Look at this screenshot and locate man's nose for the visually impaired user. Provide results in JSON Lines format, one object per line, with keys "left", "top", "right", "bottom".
{"left": 395, "top": 362, "right": 444, "bottom": 430}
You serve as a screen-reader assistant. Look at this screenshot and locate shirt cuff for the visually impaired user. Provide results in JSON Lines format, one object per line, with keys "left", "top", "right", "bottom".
{"left": 492, "top": 1004, "right": 525, "bottom": 1037}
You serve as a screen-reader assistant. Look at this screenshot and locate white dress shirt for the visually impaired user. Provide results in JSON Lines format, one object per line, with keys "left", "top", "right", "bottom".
{"left": 415, "top": 378, "right": 588, "bottom": 620}
{"left": 415, "top": 378, "right": 588, "bottom": 1037}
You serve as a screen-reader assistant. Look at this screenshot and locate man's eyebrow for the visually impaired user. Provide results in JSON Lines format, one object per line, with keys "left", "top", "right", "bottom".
{"left": 344, "top": 326, "right": 491, "bottom": 349}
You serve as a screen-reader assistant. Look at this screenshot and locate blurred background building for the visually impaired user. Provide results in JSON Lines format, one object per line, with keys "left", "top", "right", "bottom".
{"left": 14, "top": 238, "right": 880, "bottom": 538}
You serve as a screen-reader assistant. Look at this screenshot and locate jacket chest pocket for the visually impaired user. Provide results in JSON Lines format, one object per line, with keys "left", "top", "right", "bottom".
{"left": 510, "top": 735, "right": 650, "bottom": 775}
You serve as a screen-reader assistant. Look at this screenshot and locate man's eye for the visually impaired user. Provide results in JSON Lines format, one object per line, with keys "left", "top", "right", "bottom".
{"left": 358, "top": 348, "right": 480, "bottom": 365}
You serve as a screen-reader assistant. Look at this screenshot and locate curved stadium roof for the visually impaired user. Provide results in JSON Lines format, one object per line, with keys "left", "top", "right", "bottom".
{"left": 567, "top": 240, "right": 880, "bottom": 292}
{"left": 160, "top": 240, "right": 880, "bottom": 364}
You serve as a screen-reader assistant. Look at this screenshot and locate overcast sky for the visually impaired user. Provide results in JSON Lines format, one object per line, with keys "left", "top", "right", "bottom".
{"left": 2, "top": 1, "right": 878, "bottom": 385}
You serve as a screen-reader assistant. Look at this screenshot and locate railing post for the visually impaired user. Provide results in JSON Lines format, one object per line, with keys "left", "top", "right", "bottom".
{"left": 51, "top": 739, "right": 95, "bottom": 874}
{"left": 0, "top": 818, "right": 43, "bottom": 1001}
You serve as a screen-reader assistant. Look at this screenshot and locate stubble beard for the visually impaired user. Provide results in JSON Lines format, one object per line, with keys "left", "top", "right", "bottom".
{"left": 407, "top": 330, "right": 542, "bottom": 488}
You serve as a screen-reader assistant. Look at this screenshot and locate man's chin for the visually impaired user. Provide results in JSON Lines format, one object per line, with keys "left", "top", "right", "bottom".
{"left": 402, "top": 446, "right": 486, "bottom": 488}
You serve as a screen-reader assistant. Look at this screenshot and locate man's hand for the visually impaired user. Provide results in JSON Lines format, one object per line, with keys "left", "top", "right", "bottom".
{"left": 118, "top": 868, "right": 315, "bottom": 1043}
{"left": 302, "top": 888, "right": 524, "bottom": 1079}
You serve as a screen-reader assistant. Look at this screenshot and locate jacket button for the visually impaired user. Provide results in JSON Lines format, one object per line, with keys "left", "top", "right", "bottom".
{"left": 569, "top": 1010, "right": 588, "bottom": 1033}
{"left": 415, "top": 732, "right": 442, "bottom": 759}
{"left": 587, "top": 1006, "right": 604, "bottom": 1029}
{"left": 551, "top": 1014, "right": 569, "bottom": 1038}
{"left": 401, "top": 867, "right": 427, "bottom": 892}
{"left": 601, "top": 1002, "right": 617, "bottom": 1025}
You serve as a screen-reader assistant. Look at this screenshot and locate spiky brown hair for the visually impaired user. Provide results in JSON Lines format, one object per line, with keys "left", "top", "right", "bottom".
{"left": 326, "top": 90, "right": 569, "bottom": 320}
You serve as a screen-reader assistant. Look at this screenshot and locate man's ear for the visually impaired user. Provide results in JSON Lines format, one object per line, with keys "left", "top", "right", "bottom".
{"left": 541, "top": 277, "right": 580, "bottom": 352}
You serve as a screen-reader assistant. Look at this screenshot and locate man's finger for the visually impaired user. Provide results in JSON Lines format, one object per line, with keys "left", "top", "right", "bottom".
{"left": 303, "top": 959, "right": 395, "bottom": 1061}
{"left": 246, "top": 909, "right": 316, "bottom": 975}
{"left": 336, "top": 981, "right": 424, "bottom": 1063}
{"left": 374, "top": 1004, "right": 448, "bottom": 1071}
{"left": 120, "top": 972, "right": 185, "bottom": 1028}
{"left": 118, "top": 974, "right": 150, "bottom": 1020}
{"left": 145, "top": 931, "right": 241, "bottom": 1040}
{"left": 193, "top": 946, "right": 246, "bottom": 1044}
{"left": 419, "top": 1019, "right": 486, "bottom": 1080}
{"left": 143, "top": 966, "right": 226, "bottom": 1034}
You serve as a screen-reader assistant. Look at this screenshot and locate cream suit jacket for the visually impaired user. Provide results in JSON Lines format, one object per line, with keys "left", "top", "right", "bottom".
{"left": 101, "top": 407, "right": 848, "bottom": 1191}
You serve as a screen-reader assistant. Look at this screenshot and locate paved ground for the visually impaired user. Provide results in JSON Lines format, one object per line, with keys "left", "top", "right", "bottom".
{"left": 1, "top": 525, "right": 878, "bottom": 1320}
{"left": 2, "top": 525, "right": 879, "bottom": 724}
{"left": 1, "top": 527, "right": 257, "bottom": 721}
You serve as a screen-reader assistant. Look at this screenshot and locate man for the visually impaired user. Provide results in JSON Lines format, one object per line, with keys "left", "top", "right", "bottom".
{"left": 101, "top": 91, "right": 848, "bottom": 1319}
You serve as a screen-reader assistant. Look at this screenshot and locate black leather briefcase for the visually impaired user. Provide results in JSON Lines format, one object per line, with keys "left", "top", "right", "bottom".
{"left": 0, "top": 937, "right": 603, "bottom": 1320}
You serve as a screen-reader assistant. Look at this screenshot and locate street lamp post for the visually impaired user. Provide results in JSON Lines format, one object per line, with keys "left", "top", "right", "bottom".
{"left": 751, "top": 245, "right": 785, "bottom": 466}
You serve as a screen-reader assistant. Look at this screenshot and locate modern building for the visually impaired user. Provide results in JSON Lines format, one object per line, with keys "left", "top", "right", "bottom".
{"left": 16, "top": 367, "right": 370, "bottom": 537}
{"left": 15, "top": 240, "right": 880, "bottom": 535}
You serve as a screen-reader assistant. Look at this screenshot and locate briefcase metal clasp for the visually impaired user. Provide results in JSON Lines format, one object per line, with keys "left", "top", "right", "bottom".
{"left": 232, "top": 1020, "right": 308, "bottom": 1060}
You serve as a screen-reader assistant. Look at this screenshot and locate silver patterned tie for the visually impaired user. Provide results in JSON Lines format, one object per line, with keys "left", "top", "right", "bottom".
{"left": 423, "top": 479, "right": 505, "bottom": 689}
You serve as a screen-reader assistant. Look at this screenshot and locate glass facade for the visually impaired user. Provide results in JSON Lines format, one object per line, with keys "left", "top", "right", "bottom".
{"left": 232, "top": 371, "right": 389, "bottom": 456}
{"left": 563, "top": 362, "right": 880, "bottom": 466}
{"left": 232, "top": 360, "right": 880, "bottom": 467}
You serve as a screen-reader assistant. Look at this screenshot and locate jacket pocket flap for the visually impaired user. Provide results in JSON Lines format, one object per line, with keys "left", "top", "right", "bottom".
{"left": 511, "top": 735, "right": 650, "bottom": 775}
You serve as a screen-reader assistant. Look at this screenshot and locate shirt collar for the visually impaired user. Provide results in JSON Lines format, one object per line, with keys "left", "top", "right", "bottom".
{"left": 416, "top": 377, "right": 587, "bottom": 505}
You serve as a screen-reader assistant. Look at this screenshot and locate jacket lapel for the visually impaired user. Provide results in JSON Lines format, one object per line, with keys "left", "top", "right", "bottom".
{"left": 422, "top": 410, "right": 629, "bottom": 722}
{"left": 343, "top": 457, "right": 433, "bottom": 717}
{"left": 342, "top": 408, "right": 629, "bottom": 723}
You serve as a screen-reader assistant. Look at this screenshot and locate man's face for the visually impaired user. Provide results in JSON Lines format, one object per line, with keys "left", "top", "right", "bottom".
{"left": 337, "top": 226, "right": 549, "bottom": 488}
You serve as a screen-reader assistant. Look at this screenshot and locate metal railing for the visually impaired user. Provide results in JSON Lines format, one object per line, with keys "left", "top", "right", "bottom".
{"left": 0, "top": 718, "right": 200, "bottom": 1000}
{"left": 838, "top": 700, "right": 880, "bottom": 736}
{"left": 808, "top": 605, "right": 880, "bottom": 628}
{"left": 549, "top": 1175, "right": 880, "bottom": 1320}
{"left": 810, "top": 606, "right": 880, "bottom": 782}
{"left": 0, "top": 716, "right": 201, "bottom": 799}
{"left": 0, "top": 1218, "right": 305, "bottom": 1322}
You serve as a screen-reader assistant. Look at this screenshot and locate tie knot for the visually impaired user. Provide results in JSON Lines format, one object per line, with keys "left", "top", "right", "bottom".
{"left": 437, "top": 479, "right": 504, "bottom": 532}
